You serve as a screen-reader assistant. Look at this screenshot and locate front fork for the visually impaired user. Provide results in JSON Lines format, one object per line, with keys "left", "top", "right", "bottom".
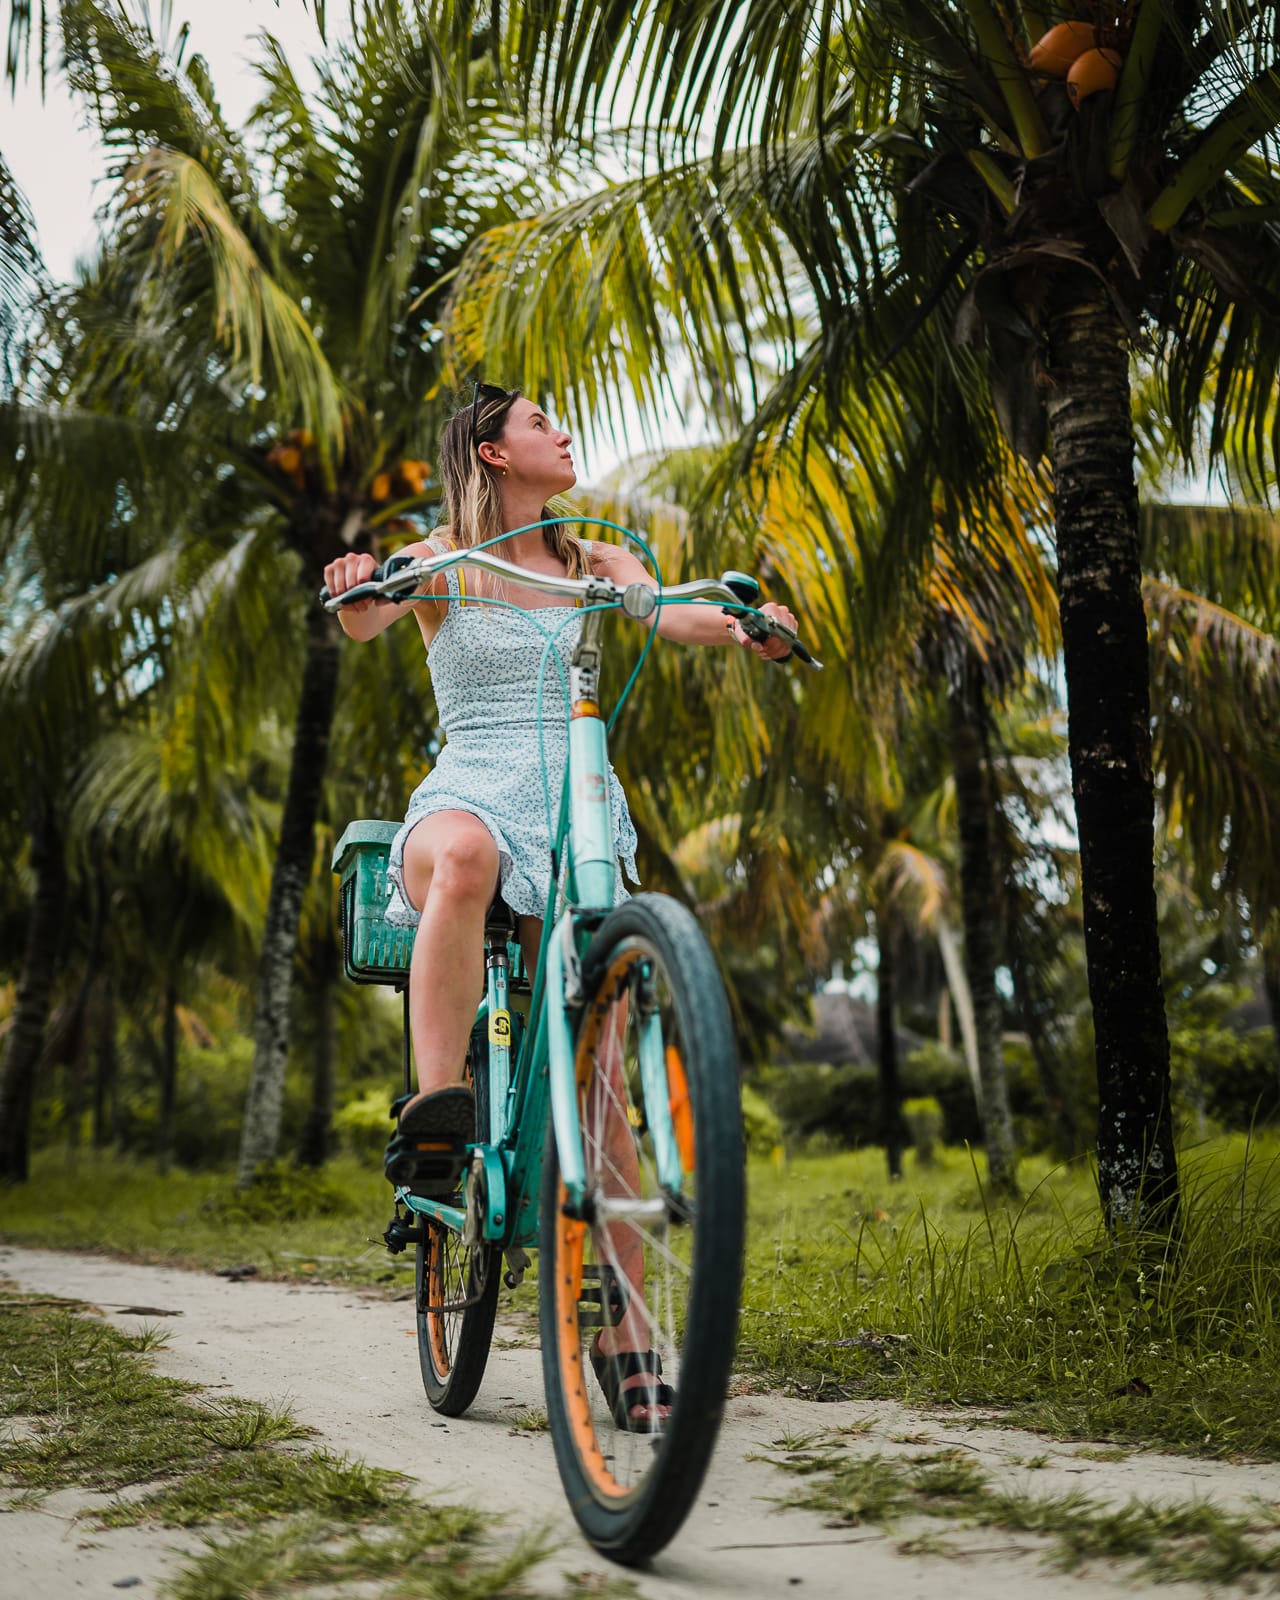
{"left": 548, "top": 914, "right": 685, "bottom": 1218}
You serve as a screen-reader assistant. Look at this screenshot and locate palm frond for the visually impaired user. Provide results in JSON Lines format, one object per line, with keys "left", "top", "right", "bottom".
{"left": 873, "top": 836, "right": 951, "bottom": 931}
{"left": 127, "top": 147, "right": 345, "bottom": 444}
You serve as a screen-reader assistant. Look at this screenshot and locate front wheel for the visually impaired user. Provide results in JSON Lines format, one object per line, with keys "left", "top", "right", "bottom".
{"left": 538, "top": 894, "right": 745, "bottom": 1564}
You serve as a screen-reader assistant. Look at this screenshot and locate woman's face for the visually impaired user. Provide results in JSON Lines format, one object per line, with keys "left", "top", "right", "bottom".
{"left": 490, "top": 396, "right": 576, "bottom": 494}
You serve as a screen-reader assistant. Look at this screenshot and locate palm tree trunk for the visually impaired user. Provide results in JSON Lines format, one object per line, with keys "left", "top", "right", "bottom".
{"left": 237, "top": 606, "right": 342, "bottom": 1186}
{"left": 946, "top": 664, "right": 1018, "bottom": 1197}
{"left": 0, "top": 803, "right": 66, "bottom": 1183}
{"left": 62, "top": 884, "right": 106, "bottom": 1155}
{"left": 92, "top": 979, "right": 117, "bottom": 1151}
{"left": 1046, "top": 278, "right": 1178, "bottom": 1232}
{"left": 875, "top": 914, "right": 909, "bottom": 1180}
{"left": 157, "top": 975, "right": 179, "bottom": 1174}
{"left": 298, "top": 932, "right": 337, "bottom": 1169}
{"left": 935, "top": 920, "right": 981, "bottom": 1104}
{"left": 1262, "top": 923, "right": 1280, "bottom": 1098}
{"left": 1007, "top": 938, "right": 1081, "bottom": 1157}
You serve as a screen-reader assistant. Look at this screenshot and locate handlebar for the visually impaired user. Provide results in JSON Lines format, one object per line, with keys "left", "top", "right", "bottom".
{"left": 319, "top": 547, "right": 822, "bottom": 669}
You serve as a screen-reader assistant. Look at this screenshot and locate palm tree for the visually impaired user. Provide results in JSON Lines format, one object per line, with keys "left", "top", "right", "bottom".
{"left": 1142, "top": 499, "right": 1280, "bottom": 1068}
{"left": 444, "top": 0, "right": 1280, "bottom": 1228}
{"left": 610, "top": 396, "right": 1060, "bottom": 1188}
{"left": 45, "top": 0, "right": 560, "bottom": 1183}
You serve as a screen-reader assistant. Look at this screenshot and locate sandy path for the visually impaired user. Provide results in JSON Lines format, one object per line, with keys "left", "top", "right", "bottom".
{"left": 5, "top": 1243, "right": 1279, "bottom": 1599}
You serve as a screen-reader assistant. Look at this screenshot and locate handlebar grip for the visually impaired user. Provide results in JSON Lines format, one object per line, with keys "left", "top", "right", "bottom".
{"left": 319, "top": 561, "right": 389, "bottom": 609}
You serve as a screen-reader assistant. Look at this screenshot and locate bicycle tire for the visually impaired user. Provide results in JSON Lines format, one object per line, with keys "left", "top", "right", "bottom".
{"left": 538, "top": 893, "right": 744, "bottom": 1564}
{"left": 415, "top": 1022, "right": 500, "bottom": 1415}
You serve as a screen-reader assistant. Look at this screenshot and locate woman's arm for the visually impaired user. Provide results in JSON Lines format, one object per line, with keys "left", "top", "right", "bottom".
{"left": 588, "top": 541, "right": 799, "bottom": 660}
{"left": 323, "top": 537, "right": 450, "bottom": 643}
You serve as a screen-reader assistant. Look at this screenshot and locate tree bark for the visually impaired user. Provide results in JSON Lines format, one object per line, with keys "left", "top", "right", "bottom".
{"left": 298, "top": 936, "right": 337, "bottom": 1169}
{"left": 0, "top": 804, "right": 67, "bottom": 1183}
{"left": 157, "top": 975, "right": 179, "bottom": 1175}
{"left": 946, "top": 663, "right": 1018, "bottom": 1197}
{"left": 1046, "top": 278, "right": 1178, "bottom": 1232}
{"left": 92, "top": 980, "right": 117, "bottom": 1152}
{"left": 1263, "top": 924, "right": 1280, "bottom": 1099}
{"left": 875, "top": 914, "right": 909, "bottom": 1180}
{"left": 61, "top": 883, "right": 106, "bottom": 1155}
{"left": 1007, "top": 934, "right": 1082, "bottom": 1158}
{"left": 237, "top": 605, "right": 342, "bottom": 1186}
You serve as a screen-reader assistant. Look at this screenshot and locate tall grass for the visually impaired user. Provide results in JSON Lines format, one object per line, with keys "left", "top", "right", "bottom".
{"left": 741, "top": 1133, "right": 1280, "bottom": 1456}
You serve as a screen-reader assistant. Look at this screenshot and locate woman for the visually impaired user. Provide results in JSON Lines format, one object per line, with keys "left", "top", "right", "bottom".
{"left": 324, "top": 385, "right": 796, "bottom": 1424}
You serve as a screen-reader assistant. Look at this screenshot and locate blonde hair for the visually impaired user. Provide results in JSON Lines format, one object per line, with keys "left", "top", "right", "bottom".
{"left": 438, "top": 388, "right": 591, "bottom": 598}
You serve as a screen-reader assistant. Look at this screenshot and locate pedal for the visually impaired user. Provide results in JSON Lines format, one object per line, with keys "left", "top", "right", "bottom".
{"left": 385, "top": 1133, "right": 468, "bottom": 1196}
{"left": 503, "top": 1246, "right": 531, "bottom": 1290}
{"left": 381, "top": 1210, "right": 422, "bottom": 1254}
{"left": 577, "top": 1263, "right": 629, "bottom": 1328}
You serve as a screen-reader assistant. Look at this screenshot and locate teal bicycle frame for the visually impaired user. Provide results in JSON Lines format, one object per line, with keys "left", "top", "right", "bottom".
{"left": 325, "top": 526, "right": 815, "bottom": 1259}
{"left": 393, "top": 552, "right": 681, "bottom": 1251}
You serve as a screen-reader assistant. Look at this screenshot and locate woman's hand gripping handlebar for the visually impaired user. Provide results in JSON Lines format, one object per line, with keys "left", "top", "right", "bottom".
{"left": 319, "top": 548, "right": 822, "bottom": 669}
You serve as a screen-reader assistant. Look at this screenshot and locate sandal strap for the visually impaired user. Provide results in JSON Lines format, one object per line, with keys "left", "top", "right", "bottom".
{"left": 599, "top": 1348, "right": 663, "bottom": 1383}
{"left": 624, "top": 1380, "right": 675, "bottom": 1411}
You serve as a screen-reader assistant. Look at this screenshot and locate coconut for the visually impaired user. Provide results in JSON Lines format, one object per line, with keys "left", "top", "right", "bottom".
{"left": 1027, "top": 20, "right": 1098, "bottom": 77}
{"left": 1067, "top": 46, "right": 1123, "bottom": 105}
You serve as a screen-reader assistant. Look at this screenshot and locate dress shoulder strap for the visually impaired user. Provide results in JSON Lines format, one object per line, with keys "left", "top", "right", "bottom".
{"left": 425, "top": 536, "right": 463, "bottom": 603}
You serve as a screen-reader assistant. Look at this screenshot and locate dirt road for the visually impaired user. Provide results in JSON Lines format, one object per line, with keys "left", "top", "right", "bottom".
{"left": 5, "top": 1243, "right": 1278, "bottom": 1599}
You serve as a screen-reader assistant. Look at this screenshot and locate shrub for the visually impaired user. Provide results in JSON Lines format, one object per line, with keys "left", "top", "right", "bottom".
{"left": 201, "top": 1161, "right": 361, "bottom": 1222}
{"left": 333, "top": 1087, "right": 393, "bottom": 1159}
{"left": 741, "top": 1082, "right": 783, "bottom": 1157}
{"left": 902, "top": 1096, "right": 944, "bottom": 1164}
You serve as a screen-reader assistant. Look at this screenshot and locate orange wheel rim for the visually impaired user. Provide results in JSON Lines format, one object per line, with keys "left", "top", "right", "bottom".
{"left": 554, "top": 1188, "right": 629, "bottom": 1499}
{"left": 665, "top": 1044, "right": 696, "bottom": 1173}
{"left": 427, "top": 1232, "right": 449, "bottom": 1376}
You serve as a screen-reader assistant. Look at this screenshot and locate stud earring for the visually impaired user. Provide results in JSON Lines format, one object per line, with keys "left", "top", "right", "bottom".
{"left": 501, "top": 467, "right": 508, "bottom": 477}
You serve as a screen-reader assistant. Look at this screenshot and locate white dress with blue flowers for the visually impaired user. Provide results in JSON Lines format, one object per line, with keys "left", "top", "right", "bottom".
{"left": 386, "top": 558, "right": 639, "bottom": 925}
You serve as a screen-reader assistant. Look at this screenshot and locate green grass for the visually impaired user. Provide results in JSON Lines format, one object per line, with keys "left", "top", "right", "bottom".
{"left": 767, "top": 1434, "right": 1280, "bottom": 1587}
{"left": 0, "top": 1288, "right": 634, "bottom": 1599}
{"left": 7, "top": 1133, "right": 1280, "bottom": 1460}
{"left": 741, "top": 1133, "right": 1280, "bottom": 1458}
{"left": 0, "top": 1290, "right": 400, "bottom": 1516}
{"left": 0, "top": 1153, "right": 400, "bottom": 1284}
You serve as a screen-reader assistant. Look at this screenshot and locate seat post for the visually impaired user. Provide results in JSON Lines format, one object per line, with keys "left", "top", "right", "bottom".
{"left": 401, "top": 987, "right": 412, "bottom": 1096}
{"left": 483, "top": 893, "right": 517, "bottom": 1143}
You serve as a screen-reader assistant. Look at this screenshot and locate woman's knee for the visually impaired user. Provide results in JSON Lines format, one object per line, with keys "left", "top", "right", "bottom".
{"left": 419, "top": 824, "right": 499, "bottom": 906}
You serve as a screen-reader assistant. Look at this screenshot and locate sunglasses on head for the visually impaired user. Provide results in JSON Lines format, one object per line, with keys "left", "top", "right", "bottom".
{"left": 470, "top": 381, "right": 511, "bottom": 453}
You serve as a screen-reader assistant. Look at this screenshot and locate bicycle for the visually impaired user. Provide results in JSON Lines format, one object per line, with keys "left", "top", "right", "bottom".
{"left": 324, "top": 527, "right": 819, "bottom": 1564}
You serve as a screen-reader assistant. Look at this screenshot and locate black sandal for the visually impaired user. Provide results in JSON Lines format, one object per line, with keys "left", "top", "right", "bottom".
{"left": 384, "top": 1087, "right": 475, "bottom": 1197}
{"left": 590, "top": 1340, "right": 675, "bottom": 1433}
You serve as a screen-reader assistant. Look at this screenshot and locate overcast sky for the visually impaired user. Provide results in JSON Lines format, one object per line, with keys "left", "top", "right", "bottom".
{"left": 0, "top": 0, "right": 339, "bottom": 281}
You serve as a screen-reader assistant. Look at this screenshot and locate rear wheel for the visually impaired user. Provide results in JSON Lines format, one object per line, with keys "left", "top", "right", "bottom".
{"left": 538, "top": 894, "right": 744, "bottom": 1564}
{"left": 415, "top": 1019, "right": 499, "bottom": 1414}
{"left": 415, "top": 1219, "right": 499, "bottom": 1414}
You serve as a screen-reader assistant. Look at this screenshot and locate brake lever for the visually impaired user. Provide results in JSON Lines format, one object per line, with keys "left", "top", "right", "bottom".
{"left": 731, "top": 609, "right": 823, "bottom": 671}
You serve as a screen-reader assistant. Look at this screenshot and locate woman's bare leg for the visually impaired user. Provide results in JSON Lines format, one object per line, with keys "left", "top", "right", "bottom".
{"left": 400, "top": 811, "right": 500, "bottom": 1111}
